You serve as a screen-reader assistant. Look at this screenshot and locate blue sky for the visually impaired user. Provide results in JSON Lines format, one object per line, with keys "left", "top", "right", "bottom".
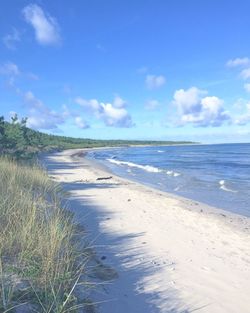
{"left": 1, "top": 0, "right": 250, "bottom": 143}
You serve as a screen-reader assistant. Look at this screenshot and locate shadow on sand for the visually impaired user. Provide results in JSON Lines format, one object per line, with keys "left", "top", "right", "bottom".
{"left": 42, "top": 154, "right": 208, "bottom": 313}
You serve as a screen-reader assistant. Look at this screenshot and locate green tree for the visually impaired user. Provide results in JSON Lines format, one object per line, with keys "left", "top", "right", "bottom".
{"left": 0, "top": 116, "right": 5, "bottom": 152}
{"left": 4, "top": 114, "right": 27, "bottom": 152}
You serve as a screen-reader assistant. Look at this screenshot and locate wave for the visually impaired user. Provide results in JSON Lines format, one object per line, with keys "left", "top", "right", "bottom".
{"left": 107, "top": 158, "right": 161, "bottom": 173}
{"left": 219, "top": 180, "right": 238, "bottom": 193}
{"left": 106, "top": 158, "right": 180, "bottom": 176}
{"left": 166, "top": 170, "right": 180, "bottom": 177}
{"left": 157, "top": 150, "right": 164, "bottom": 153}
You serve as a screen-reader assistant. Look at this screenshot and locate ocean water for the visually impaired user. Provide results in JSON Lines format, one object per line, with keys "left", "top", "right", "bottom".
{"left": 86, "top": 143, "right": 250, "bottom": 217}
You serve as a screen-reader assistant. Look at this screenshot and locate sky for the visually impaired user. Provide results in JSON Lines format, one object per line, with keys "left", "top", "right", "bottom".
{"left": 1, "top": 0, "right": 250, "bottom": 143}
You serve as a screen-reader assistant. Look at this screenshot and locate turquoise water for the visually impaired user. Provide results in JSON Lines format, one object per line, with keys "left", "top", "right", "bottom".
{"left": 87, "top": 143, "right": 250, "bottom": 217}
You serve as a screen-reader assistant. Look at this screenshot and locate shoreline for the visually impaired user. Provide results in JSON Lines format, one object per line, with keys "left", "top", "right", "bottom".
{"left": 74, "top": 148, "right": 250, "bottom": 232}
{"left": 42, "top": 148, "right": 250, "bottom": 313}
{"left": 84, "top": 144, "right": 250, "bottom": 219}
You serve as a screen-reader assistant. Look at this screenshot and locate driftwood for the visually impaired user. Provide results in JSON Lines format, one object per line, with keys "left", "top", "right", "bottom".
{"left": 96, "top": 176, "right": 113, "bottom": 181}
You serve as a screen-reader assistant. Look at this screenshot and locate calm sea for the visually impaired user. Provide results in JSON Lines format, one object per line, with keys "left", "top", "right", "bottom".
{"left": 87, "top": 143, "right": 250, "bottom": 217}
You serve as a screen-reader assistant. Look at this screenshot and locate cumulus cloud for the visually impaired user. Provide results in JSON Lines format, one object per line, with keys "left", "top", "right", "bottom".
{"left": 75, "top": 98, "right": 100, "bottom": 112}
{"left": 173, "top": 87, "right": 230, "bottom": 127}
{"left": 2, "top": 28, "right": 21, "bottom": 50}
{"left": 145, "top": 99, "right": 160, "bottom": 110}
{"left": 24, "top": 91, "right": 65, "bottom": 130}
{"left": 174, "top": 87, "right": 206, "bottom": 114}
{"left": 146, "top": 74, "right": 166, "bottom": 90}
{"left": 226, "top": 57, "right": 250, "bottom": 67}
{"left": 75, "top": 96, "right": 134, "bottom": 128}
{"left": 75, "top": 116, "right": 90, "bottom": 129}
{"left": 100, "top": 103, "right": 133, "bottom": 127}
{"left": 113, "top": 95, "right": 127, "bottom": 108}
{"left": 22, "top": 4, "right": 61, "bottom": 46}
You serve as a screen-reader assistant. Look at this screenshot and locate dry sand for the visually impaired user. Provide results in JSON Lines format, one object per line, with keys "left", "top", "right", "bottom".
{"left": 42, "top": 149, "right": 250, "bottom": 313}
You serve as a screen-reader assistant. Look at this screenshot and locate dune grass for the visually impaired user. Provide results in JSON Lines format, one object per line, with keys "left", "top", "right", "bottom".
{"left": 0, "top": 157, "right": 90, "bottom": 312}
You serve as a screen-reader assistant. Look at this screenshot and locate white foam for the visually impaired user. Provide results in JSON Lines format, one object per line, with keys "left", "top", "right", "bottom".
{"left": 107, "top": 158, "right": 161, "bottom": 173}
{"left": 166, "top": 170, "right": 180, "bottom": 177}
{"left": 107, "top": 158, "right": 180, "bottom": 177}
{"left": 219, "top": 180, "right": 237, "bottom": 193}
{"left": 173, "top": 172, "right": 181, "bottom": 177}
{"left": 157, "top": 150, "right": 164, "bottom": 153}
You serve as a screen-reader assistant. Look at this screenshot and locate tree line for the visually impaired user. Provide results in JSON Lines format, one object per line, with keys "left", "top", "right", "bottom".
{"left": 0, "top": 114, "right": 195, "bottom": 158}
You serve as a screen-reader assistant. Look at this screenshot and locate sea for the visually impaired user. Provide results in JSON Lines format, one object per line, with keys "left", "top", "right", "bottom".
{"left": 86, "top": 143, "right": 250, "bottom": 217}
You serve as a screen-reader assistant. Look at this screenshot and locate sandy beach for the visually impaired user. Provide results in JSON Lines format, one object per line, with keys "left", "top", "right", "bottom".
{"left": 42, "top": 149, "right": 250, "bottom": 313}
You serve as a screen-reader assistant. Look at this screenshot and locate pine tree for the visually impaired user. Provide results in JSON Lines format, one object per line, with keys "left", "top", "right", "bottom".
{"left": 0, "top": 116, "right": 5, "bottom": 153}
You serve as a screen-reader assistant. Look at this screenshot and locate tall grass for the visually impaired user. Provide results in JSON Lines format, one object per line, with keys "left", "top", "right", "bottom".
{"left": 0, "top": 157, "right": 90, "bottom": 312}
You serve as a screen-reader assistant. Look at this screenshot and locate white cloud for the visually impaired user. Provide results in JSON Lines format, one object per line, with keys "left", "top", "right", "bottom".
{"left": 75, "top": 116, "right": 90, "bottom": 129}
{"left": 24, "top": 91, "right": 65, "bottom": 130}
{"left": 27, "top": 116, "right": 55, "bottom": 130}
{"left": 24, "top": 91, "right": 44, "bottom": 110}
{"left": 234, "top": 102, "right": 250, "bottom": 125}
{"left": 173, "top": 87, "right": 230, "bottom": 127}
{"left": 174, "top": 87, "right": 206, "bottom": 115}
{"left": 145, "top": 99, "right": 160, "bottom": 110}
{"left": 0, "top": 62, "right": 39, "bottom": 84}
{"left": 235, "top": 115, "right": 250, "bottom": 126}
{"left": 226, "top": 57, "right": 250, "bottom": 67}
{"left": 75, "top": 97, "right": 100, "bottom": 112}
{"left": 100, "top": 103, "right": 133, "bottom": 127}
{"left": 146, "top": 74, "right": 166, "bottom": 90}
{"left": 232, "top": 98, "right": 246, "bottom": 110}
{"left": 0, "top": 62, "right": 20, "bottom": 76}
{"left": 61, "top": 104, "right": 72, "bottom": 118}
{"left": 22, "top": 4, "right": 61, "bottom": 46}
{"left": 75, "top": 96, "right": 134, "bottom": 128}
{"left": 240, "top": 68, "right": 250, "bottom": 80}
{"left": 2, "top": 28, "right": 21, "bottom": 50}
{"left": 113, "top": 95, "right": 126, "bottom": 108}
{"left": 244, "top": 83, "right": 250, "bottom": 93}
{"left": 0, "top": 62, "right": 20, "bottom": 89}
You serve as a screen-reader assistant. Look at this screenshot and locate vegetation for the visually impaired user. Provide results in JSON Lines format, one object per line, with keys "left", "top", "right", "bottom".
{"left": 0, "top": 115, "right": 195, "bottom": 311}
{"left": 0, "top": 157, "right": 90, "bottom": 312}
{"left": 0, "top": 115, "right": 195, "bottom": 159}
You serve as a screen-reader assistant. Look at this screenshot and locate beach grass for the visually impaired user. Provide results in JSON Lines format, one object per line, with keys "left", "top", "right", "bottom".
{"left": 0, "top": 157, "right": 90, "bottom": 312}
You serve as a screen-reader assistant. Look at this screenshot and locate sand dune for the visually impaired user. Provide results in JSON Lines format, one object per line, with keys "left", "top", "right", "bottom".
{"left": 42, "top": 149, "right": 250, "bottom": 313}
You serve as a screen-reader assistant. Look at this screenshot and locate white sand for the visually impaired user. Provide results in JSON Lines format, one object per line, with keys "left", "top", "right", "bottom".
{"left": 42, "top": 149, "right": 250, "bottom": 313}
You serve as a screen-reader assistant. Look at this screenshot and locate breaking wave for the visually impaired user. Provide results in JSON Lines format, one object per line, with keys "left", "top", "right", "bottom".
{"left": 219, "top": 180, "right": 238, "bottom": 193}
{"left": 107, "top": 158, "right": 180, "bottom": 177}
